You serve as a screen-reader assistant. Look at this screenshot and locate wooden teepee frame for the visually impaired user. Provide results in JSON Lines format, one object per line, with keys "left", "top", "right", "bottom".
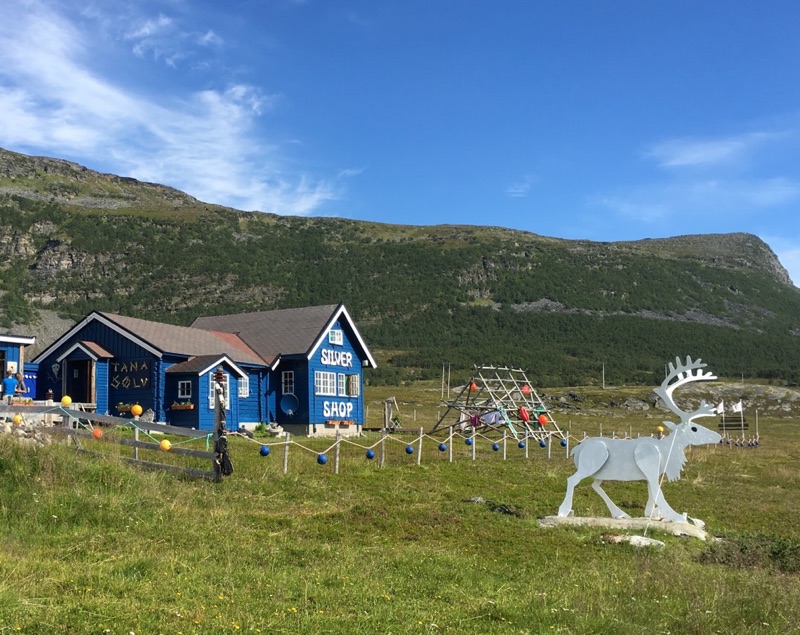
{"left": 432, "top": 365, "right": 565, "bottom": 441}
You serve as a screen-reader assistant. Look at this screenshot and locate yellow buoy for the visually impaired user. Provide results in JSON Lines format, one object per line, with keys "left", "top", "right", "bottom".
{"left": 160, "top": 439, "right": 172, "bottom": 452}
{"left": 131, "top": 404, "right": 143, "bottom": 417}
{"left": 12, "top": 414, "right": 23, "bottom": 426}
{"left": 61, "top": 395, "right": 72, "bottom": 407}
{"left": 657, "top": 426, "right": 664, "bottom": 433}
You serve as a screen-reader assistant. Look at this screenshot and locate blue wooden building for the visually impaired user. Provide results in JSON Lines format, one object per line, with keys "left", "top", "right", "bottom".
{"left": 0, "top": 333, "right": 36, "bottom": 398}
{"left": 32, "top": 304, "right": 376, "bottom": 434}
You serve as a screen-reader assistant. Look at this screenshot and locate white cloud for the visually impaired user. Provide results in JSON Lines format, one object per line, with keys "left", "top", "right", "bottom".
{"left": 597, "top": 177, "right": 800, "bottom": 224}
{"left": 0, "top": 0, "right": 336, "bottom": 216}
{"left": 506, "top": 175, "right": 537, "bottom": 198}
{"left": 644, "top": 131, "right": 781, "bottom": 169}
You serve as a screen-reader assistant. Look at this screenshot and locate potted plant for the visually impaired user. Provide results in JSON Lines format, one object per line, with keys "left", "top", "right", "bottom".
{"left": 116, "top": 402, "right": 133, "bottom": 413}
{"left": 171, "top": 400, "right": 194, "bottom": 411}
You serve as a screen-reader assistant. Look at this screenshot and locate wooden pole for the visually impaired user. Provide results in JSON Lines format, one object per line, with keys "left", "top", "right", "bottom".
{"left": 283, "top": 433, "right": 290, "bottom": 474}
{"left": 471, "top": 432, "right": 476, "bottom": 461}
{"left": 334, "top": 430, "right": 341, "bottom": 474}
{"left": 380, "top": 429, "right": 386, "bottom": 468}
{"left": 448, "top": 426, "right": 453, "bottom": 463}
{"left": 502, "top": 431, "right": 507, "bottom": 460}
{"left": 134, "top": 427, "right": 139, "bottom": 461}
{"left": 417, "top": 427, "right": 423, "bottom": 466}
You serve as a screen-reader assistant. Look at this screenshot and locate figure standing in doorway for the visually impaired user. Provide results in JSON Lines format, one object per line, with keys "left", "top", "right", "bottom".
{"left": 1, "top": 371, "right": 17, "bottom": 405}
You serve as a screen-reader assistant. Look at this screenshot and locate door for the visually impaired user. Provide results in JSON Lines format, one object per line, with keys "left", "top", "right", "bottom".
{"left": 65, "top": 359, "right": 93, "bottom": 404}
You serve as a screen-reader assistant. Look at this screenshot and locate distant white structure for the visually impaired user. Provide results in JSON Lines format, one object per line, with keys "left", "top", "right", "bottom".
{"left": 558, "top": 356, "right": 721, "bottom": 524}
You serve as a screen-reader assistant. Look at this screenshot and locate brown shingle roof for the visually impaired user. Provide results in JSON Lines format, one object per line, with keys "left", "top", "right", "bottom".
{"left": 191, "top": 304, "right": 341, "bottom": 365}
{"left": 97, "top": 312, "right": 265, "bottom": 366}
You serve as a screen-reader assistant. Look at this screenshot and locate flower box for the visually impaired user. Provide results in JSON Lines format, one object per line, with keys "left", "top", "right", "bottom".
{"left": 171, "top": 404, "right": 194, "bottom": 411}
{"left": 117, "top": 405, "right": 132, "bottom": 413}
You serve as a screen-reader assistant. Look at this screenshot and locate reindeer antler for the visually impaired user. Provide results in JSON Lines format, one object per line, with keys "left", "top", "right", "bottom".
{"left": 653, "top": 356, "right": 717, "bottom": 424}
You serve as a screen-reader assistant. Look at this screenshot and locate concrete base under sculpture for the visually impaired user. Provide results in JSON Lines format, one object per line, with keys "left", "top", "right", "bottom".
{"left": 538, "top": 515, "right": 711, "bottom": 541}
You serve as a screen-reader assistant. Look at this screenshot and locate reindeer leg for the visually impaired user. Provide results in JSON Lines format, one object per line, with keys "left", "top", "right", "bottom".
{"left": 558, "top": 441, "right": 609, "bottom": 518}
{"left": 591, "top": 479, "right": 631, "bottom": 519}
{"left": 649, "top": 487, "right": 688, "bottom": 523}
{"left": 635, "top": 445, "right": 687, "bottom": 523}
{"left": 557, "top": 472, "right": 582, "bottom": 517}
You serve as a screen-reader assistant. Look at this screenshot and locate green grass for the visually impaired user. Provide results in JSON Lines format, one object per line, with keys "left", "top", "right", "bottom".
{"left": 0, "top": 412, "right": 798, "bottom": 634}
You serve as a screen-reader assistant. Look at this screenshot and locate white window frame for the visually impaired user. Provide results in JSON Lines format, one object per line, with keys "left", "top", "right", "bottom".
{"left": 238, "top": 375, "right": 250, "bottom": 398}
{"left": 328, "top": 329, "right": 343, "bottom": 346}
{"left": 208, "top": 371, "right": 230, "bottom": 410}
{"left": 315, "top": 371, "right": 337, "bottom": 396}
{"left": 338, "top": 373, "right": 347, "bottom": 396}
{"left": 348, "top": 374, "right": 361, "bottom": 397}
{"left": 282, "top": 371, "right": 295, "bottom": 395}
{"left": 178, "top": 380, "right": 192, "bottom": 399}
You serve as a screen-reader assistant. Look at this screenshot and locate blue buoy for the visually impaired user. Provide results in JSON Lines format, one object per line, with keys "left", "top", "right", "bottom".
{"left": 465, "top": 438, "right": 473, "bottom": 446}
{"left": 560, "top": 439, "right": 568, "bottom": 447}
{"left": 438, "top": 443, "right": 447, "bottom": 452}
{"left": 317, "top": 453, "right": 328, "bottom": 465}
{"left": 259, "top": 445, "right": 270, "bottom": 457}
{"left": 518, "top": 441, "right": 526, "bottom": 449}
{"left": 405, "top": 445, "right": 414, "bottom": 455}
{"left": 492, "top": 443, "right": 500, "bottom": 452}
{"left": 539, "top": 440, "right": 547, "bottom": 448}
{"left": 366, "top": 449, "right": 375, "bottom": 460}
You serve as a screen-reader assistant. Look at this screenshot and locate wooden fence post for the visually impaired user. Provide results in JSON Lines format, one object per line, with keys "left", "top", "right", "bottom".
{"left": 380, "top": 429, "right": 386, "bottom": 468}
{"left": 334, "top": 430, "right": 341, "bottom": 474}
{"left": 471, "top": 432, "right": 476, "bottom": 461}
{"left": 448, "top": 426, "right": 454, "bottom": 463}
{"left": 134, "top": 427, "right": 139, "bottom": 461}
{"left": 283, "top": 433, "right": 290, "bottom": 475}
{"left": 417, "top": 427, "right": 423, "bottom": 466}
{"left": 503, "top": 431, "right": 507, "bottom": 460}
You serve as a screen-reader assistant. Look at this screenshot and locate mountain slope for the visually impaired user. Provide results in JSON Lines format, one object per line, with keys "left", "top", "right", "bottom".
{"left": 1, "top": 147, "right": 799, "bottom": 386}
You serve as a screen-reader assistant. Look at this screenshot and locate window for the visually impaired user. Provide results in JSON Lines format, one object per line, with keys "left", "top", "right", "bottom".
{"left": 328, "top": 329, "right": 343, "bottom": 345}
{"left": 347, "top": 374, "right": 361, "bottom": 397}
{"left": 314, "top": 371, "right": 337, "bottom": 396}
{"left": 282, "top": 371, "right": 295, "bottom": 395}
{"left": 238, "top": 375, "right": 250, "bottom": 398}
{"left": 338, "top": 373, "right": 347, "bottom": 396}
{"left": 178, "top": 380, "right": 192, "bottom": 399}
{"left": 208, "top": 371, "right": 230, "bottom": 410}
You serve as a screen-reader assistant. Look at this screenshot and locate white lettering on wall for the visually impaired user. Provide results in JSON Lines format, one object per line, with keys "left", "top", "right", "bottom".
{"left": 320, "top": 349, "right": 353, "bottom": 368}
{"left": 323, "top": 401, "right": 355, "bottom": 418}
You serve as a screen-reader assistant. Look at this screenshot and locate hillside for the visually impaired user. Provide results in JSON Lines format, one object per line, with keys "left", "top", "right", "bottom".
{"left": 2, "top": 146, "right": 800, "bottom": 386}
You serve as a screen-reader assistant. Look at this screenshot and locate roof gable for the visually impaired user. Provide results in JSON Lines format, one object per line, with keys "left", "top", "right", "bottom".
{"left": 166, "top": 355, "right": 247, "bottom": 378}
{"left": 33, "top": 311, "right": 265, "bottom": 366}
{"left": 191, "top": 303, "right": 376, "bottom": 368}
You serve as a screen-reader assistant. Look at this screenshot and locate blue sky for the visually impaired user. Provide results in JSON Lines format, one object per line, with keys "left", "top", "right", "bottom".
{"left": 2, "top": 1, "right": 800, "bottom": 285}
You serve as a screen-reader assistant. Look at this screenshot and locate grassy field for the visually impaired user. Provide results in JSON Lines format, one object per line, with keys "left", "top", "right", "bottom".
{"left": 0, "top": 388, "right": 798, "bottom": 634}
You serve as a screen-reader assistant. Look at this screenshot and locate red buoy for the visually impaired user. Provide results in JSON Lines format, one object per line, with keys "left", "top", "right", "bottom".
{"left": 519, "top": 407, "right": 530, "bottom": 422}
{"left": 521, "top": 385, "right": 531, "bottom": 395}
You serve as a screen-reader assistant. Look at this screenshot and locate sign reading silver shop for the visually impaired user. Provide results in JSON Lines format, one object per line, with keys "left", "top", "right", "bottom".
{"left": 320, "top": 349, "right": 353, "bottom": 368}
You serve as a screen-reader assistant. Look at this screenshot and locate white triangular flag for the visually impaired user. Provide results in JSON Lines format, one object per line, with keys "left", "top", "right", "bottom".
{"left": 732, "top": 400, "right": 743, "bottom": 413}
{"left": 716, "top": 400, "right": 724, "bottom": 414}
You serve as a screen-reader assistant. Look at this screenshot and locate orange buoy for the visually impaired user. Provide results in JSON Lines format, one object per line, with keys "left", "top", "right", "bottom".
{"left": 519, "top": 407, "right": 530, "bottom": 422}
{"left": 92, "top": 428, "right": 103, "bottom": 440}
{"left": 521, "top": 385, "right": 531, "bottom": 395}
{"left": 131, "top": 404, "right": 143, "bottom": 417}
{"left": 537, "top": 414, "right": 548, "bottom": 426}
{"left": 469, "top": 382, "right": 478, "bottom": 391}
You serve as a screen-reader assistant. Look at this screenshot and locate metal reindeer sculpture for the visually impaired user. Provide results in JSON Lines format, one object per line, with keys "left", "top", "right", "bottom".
{"left": 557, "top": 356, "right": 721, "bottom": 524}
